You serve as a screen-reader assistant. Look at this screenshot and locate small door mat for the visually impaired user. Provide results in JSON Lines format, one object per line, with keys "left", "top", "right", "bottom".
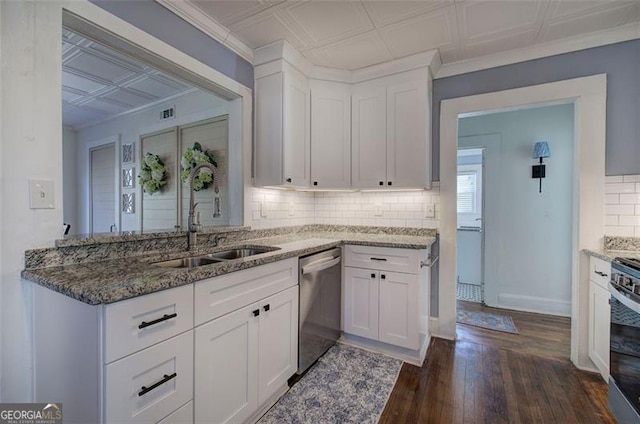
{"left": 457, "top": 309, "right": 519, "bottom": 334}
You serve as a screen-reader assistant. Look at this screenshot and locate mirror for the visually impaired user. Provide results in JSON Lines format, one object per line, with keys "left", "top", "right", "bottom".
{"left": 61, "top": 28, "right": 235, "bottom": 236}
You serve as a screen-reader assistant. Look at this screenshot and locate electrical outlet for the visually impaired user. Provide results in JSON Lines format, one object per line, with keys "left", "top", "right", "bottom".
{"left": 29, "top": 179, "right": 55, "bottom": 209}
{"left": 260, "top": 201, "right": 267, "bottom": 218}
{"left": 288, "top": 202, "right": 295, "bottom": 217}
{"left": 374, "top": 202, "right": 383, "bottom": 217}
{"left": 425, "top": 203, "right": 435, "bottom": 218}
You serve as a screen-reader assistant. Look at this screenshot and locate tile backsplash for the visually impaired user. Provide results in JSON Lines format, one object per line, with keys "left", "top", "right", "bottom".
{"left": 605, "top": 175, "right": 640, "bottom": 237}
{"left": 249, "top": 186, "right": 440, "bottom": 229}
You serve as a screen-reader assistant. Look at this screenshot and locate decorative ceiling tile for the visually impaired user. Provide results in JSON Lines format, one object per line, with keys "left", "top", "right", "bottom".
{"left": 457, "top": 0, "right": 546, "bottom": 41}
{"left": 64, "top": 51, "right": 138, "bottom": 84}
{"left": 438, "top": 47, "right": 459, "bottom": 63}
{"left": 228, "top": 7, "right": 311, "bottom": 49}
{"left": 303, "top": 30, "right": 393, "bottom": 70}
{"left": 81, "top": 98, "right": 131, "bottom": 115}
{"left": 547, "top": 0, "right": 633, "bottom": 19}
{"left": 280, "top": 1, "right": 373, "bottom": 47}
{"left": 102, "top": 88, "right": 157, "bottom": 108}
{"left": 62, "top": 71, "right": 106, "bottom": 94}
{"left": 539, "top": 2, "right": 639, "bottom": 43}
{"left": 191, "top": 0, "right": 272, "bottom": 27}
{"left": 459, "top": 28, "right": 536, "bottom": 60}
{"left": 363, "top": 0, "right": 454, "bottom": 28}
{"left": 378, "top": 5, "right": 457, "bottom": 58}
{"left": 125, "top": 76, "right": 184, "bottom": 98}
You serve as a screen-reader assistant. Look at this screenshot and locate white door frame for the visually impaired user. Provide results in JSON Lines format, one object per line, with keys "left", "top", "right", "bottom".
{"left": 62, "top": 0, "right": 253, "bottom": 227}
{"left": 84, "top": 135, "right": 119, "bottom": 234}
{"left": 438, "top": 74, "right": 606, "bottom": 371}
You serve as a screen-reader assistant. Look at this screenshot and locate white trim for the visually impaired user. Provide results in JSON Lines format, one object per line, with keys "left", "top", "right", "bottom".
{"left": 440, "top": 74, "right": 606, "bottom": 371}
{"left": 496, "top": 294, "right": 572, "bottom": 317}
{"left": 437, "top": 22, "right": 640, "bottom": 79}
{"left": 85, "top": 135, "right": 120, "bottom": 235}
{"left": 155, "top": 0, "right": 254, "bottom": 63}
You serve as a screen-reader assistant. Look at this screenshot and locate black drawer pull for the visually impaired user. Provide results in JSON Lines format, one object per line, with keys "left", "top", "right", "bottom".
{"left": 264, "top": 304, "right": 270, "bottom": 312}
{"left": 381, "top": 274, "right": 386, "bottom": 279}
{"left": 138, "top": 373, "right": 177, "bottom": 397}
{"left": 388, "top": 181, "right": 392, "bottom": 186}
{"left": 370, "top": 257, "right": 387, "bottom": 262}
{"left": 379, "top": 181, "right": 384, "bottom": 186}
{"left": 371, "top": 273, "right": 376, "bottom": 278}
{"left": 286, "top": 177, "right": 292, "bottom": 183}
{"left": 594, "top": 270, "right": 608, "bottom": 277}
{"left": 253, "top": 309, "right": 260, "bottom": 317}
{"left": 139, "top": 313, "right": 177, "bottom": 329}
{"left": 313, "top": 181, "right": 318, "bottom": 186}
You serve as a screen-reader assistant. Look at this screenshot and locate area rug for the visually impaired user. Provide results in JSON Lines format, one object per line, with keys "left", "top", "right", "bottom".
{"left": 258, "top": 343, "right": 402, "bottom": 424}
{"left": 457, "top": 309, "right": 519, "bottom": 334}
{"left": 457, "top": 282, "right": 483, "bottom": 303}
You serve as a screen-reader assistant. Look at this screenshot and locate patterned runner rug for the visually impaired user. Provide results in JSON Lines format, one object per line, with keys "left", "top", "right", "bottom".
{"left": 258, "top": 343, "right": 402, "bottom": 424}
{"left": 457, "top": 309, "right": 519, "bottom": 334}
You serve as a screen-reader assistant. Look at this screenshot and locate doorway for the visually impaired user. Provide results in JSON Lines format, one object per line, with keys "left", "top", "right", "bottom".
{"left": 89, "top": 143, "right": 117, "bottom": 233}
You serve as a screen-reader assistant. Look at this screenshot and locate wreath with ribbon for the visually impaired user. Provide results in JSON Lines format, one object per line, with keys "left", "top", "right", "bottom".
{"left": 138, "top": 152, "right": 168, "bottom": 194}
{"left": 180, "top": 142, "right": 217, "bottom": 191}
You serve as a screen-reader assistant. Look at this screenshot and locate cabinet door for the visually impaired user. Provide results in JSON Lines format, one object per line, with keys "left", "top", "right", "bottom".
{"left": 255, "top": 72, "right": 284, "bottom": 187}
{"left": 311, "top": 81, "right": 351, "bottom": 188}
{"left": 343, "top": 267, "right": 379, "bottom": 340}
{"left": 258, "top": 286, "right": 299, "bottom": 405}
{"left": 589, "top": 280, "right": 610, "bottom": 380}
{"left": 351, "top": 85, "right": 387, "bottom": 188}
{"left": 379, "top": 271, "right": 419, "bottom": 349}
{"left": 283, "top": 70, "right": 310, "bottom": 187}
{"left": 195, "top": 304, "right": 259, "bottom": 424}
{"left": 386, "top": 79, "right": 428, "bottom": 188}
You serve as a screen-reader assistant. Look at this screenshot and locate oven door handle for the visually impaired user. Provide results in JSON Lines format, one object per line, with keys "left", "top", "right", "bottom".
{"left": 609, "top": 282, "right": 640, "bottom": 314}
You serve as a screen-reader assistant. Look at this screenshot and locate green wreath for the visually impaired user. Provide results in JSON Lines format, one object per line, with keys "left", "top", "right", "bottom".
{"left": 180, "top": 142, "right": 217, "bottom": 191}
{"left": 138, "top": 152, "right": 168, "bottom": 194}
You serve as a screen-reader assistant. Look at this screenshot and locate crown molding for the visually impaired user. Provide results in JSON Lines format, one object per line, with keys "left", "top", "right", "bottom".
{"left": 436, "top": 21, "right": 640, "bottom": 79}
{"left": 155, "top": 0, "right": 254, "bottom": 63}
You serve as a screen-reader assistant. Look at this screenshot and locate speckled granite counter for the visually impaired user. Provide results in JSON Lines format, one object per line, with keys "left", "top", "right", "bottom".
{"left": 22, "top": 229, "right": 436, "bottom": 305}
{"left": 583, "top": 249, "right": 640, "bottom": 262}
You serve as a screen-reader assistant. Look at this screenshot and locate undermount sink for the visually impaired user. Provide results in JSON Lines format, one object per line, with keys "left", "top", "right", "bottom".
{"left": 152, "top": 256, "right": 222, "bottom": 269}
{"left": 151, "top": 247, "right": 278, "bottom": 269}
{"left": 204, "top": 248, "right": 274, "bottom": 260}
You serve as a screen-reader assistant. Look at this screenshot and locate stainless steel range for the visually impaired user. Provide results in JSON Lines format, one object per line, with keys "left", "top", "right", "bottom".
{"left": 609, "top": 257, "right": 640, "bottom": 424}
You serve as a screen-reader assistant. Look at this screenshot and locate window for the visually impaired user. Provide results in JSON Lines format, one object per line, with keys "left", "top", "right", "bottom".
{"left": 457, "top": 163, "right": 482, "bottom": 227}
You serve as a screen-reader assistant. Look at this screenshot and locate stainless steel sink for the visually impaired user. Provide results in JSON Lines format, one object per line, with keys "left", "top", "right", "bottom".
{"left": 151, "top": 247, "right": 278, "bottom": 269}
{"left": 204, "top": 247, "right": 275, "bottom": 260}
{"left": 152, "top": 256, "right": 223, "bottom": 269}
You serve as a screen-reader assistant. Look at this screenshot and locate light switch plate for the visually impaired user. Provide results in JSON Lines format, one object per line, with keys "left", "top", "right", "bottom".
{"left": 374, "top": 202, "right": 383, "bottom": 217}
{"left": 425, "top": 203, "right": 435, "bottom": 218}
{"left": 29, "top": 179, "right": 55, "bottom": 209}
{"left": 288, "top": 202, "right": 295, "bottom": 217}
{"left": 260, "top": 201, "right": 267, "bottom": 218}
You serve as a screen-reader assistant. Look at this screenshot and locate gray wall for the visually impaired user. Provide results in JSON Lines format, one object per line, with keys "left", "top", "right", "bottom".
{"left": 91, "top": 0, "right": 254, "bottom": 89}
{"left": 433, "top": 39, "right": 640, "bottom": 178}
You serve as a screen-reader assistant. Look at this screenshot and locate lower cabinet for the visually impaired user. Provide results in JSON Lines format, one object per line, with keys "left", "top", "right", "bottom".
{"left": 589, "top": 279, "right": 610, "bottom": 380}
{"left": 344, "top": 267, "right": 419, "bottom": 350}
{"left": 195, "top": 285, "right": 299, "bottom": 424}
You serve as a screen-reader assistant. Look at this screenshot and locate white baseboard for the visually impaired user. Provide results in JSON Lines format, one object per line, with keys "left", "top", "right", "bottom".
{"left": 495, "top": 293, "right": 571, "bottom": 317}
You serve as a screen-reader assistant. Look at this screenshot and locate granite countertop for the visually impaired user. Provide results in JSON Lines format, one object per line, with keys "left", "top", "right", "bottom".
{"left": 584, "top": 249, "right": 640, "bottom": 262}
{"left": 22, "top": 231, "right": 436, "bottom": 305}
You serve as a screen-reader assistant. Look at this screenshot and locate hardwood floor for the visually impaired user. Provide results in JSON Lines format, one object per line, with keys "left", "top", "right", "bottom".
{"left": 380, "top": 301, "right": 614, "bottom": 423}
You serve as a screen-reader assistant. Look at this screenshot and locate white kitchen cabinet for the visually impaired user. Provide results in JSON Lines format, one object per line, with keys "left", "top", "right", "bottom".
{"left": 351, "top": 70, "right": 430, "bottom": 189}
{"left": 588, "top": 256, "right": 611, "bottom": 381}
{"left": 342, "top": 245, "right": 430, "bottom": 357}
{"left": 255, "top": 62, "right": 310, "bottom": 188}
{"left": 343, "top": 266, "right": 379, "bottom": 340}
{"left": 310, "top": 80, "right": 351, "bottom": 188}
{"left": 195, "top": 285, "right": 298, "bottom": 424}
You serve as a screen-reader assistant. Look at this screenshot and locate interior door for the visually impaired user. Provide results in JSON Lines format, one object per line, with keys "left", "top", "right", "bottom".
{"left": 90, "top": 143, "right": 116, "bottom": 233}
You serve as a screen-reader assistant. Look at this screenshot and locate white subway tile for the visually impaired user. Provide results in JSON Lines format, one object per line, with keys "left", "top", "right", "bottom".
{"left": 620, "top": 215, "right": 640, "bottom": 227}
{"left": 605, "top": 194, "right": 620, "bottom": 204}
{"left": 623, "top": 175, "right": 640, "bottom": 183}
{"left": 620, "top": 193, "right": 640, "bottom": 204}
{"left": 636, "top": 227, "right": 640, "bottom": 238}
{"left": 605, "top": 204, "right": 635, "bottom": 215}
{"left": 605, "top": 176, "right": 624, "bottom": 183}
{"left": 636, "top": 205, "right": 640, "bottom": 215}
{"left": 606, "top": 226, "right": 636, "bottom": 237}
{"left": 605, "top": 183, "right": 636, "bottom": 194}
{"left": 605, "top": 215, "right": 619, "bottom": 226}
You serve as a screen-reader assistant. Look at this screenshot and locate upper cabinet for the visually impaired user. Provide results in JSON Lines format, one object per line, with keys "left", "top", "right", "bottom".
{"left": 352, "top": 70, "right": 430, "bottom": 189}
{"left": 255, "top": 62, "right": 310, "bottom": 188}
{"left": 310, "top": 80, "right": 351, "bottom": 189}
{"left": 254, "top": 41, "right": 438, "bottom": 190}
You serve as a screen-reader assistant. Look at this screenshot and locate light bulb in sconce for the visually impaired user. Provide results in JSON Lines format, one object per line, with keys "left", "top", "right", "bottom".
{"left": 532, "top": 141, "right": 550, "bottom": 193}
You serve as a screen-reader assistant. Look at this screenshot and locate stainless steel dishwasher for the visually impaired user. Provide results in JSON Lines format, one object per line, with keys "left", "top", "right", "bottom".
{"left": 298, "top": 247, "right": 342, "bottom": 374}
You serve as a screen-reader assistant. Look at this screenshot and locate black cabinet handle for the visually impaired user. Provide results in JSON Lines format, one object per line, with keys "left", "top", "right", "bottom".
{"left": 286, "top": 177, "right": 292, "bottom": 183}
{"left": 264, "top": 304, "right": 270, "bottom": 312}
{"left": 381, "top": 274, "right": 386, "bottom": 279}
{"left": 371, "top": 273, "right": 376, "bottom": 278}
{"left": 388, "top": 181, "right": 392, "bottom": 186}
{"left": 313, "top": 181, "right": 318, "bottom": 186}
{"left": 594, "top": 270, "right": 608, "bottom": 277}
{"left": 138, "top": 373, "right": 177, "bottom": 397}
{"left": 139, "top": 313, "right": 177, "bottom": 330}
{"left": 370, "top": 257, "right": 387, "bottom": 262}
{"left": 253, "top": 309, "right": 260, "bottom": 317}
{"left": 379, "top": 181, "right": 384, "bottom": 186}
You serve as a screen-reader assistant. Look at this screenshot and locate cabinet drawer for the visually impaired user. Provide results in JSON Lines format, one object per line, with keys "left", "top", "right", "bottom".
{"left": 195, "top": 258, "right": 298, "bottom": 326}
{"left": 104, "top": 284, "right": 193, "bottom": 364}
{"left": 589, "top": 256, "right": 611, "bottom": 289}
{"left": 105, "top": 331, "right": 193, "bottom": 424}
{"left": 157, "top": 401, "right": 192, "bottom": 424}
{"left": 344, "top": 245, "right": 421, "bottom": 274}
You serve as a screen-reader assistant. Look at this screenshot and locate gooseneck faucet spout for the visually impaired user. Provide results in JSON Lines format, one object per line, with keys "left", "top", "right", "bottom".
{"left": 187, "top": 162, "right": 219, "bottom": 251}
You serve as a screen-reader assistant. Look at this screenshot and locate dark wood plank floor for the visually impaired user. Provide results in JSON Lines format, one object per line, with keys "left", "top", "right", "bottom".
{"left": 380, "top": 301, "right": 614, "bottom": 423}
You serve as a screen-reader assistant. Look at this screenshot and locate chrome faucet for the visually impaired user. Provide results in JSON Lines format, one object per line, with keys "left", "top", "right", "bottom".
{"left": 187, "top": 162, "right": 220, "bottom": 251}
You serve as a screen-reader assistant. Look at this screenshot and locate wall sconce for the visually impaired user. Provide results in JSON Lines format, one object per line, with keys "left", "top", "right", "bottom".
{"left": 532, "top": 141, "right": 550, "bottom": 193}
